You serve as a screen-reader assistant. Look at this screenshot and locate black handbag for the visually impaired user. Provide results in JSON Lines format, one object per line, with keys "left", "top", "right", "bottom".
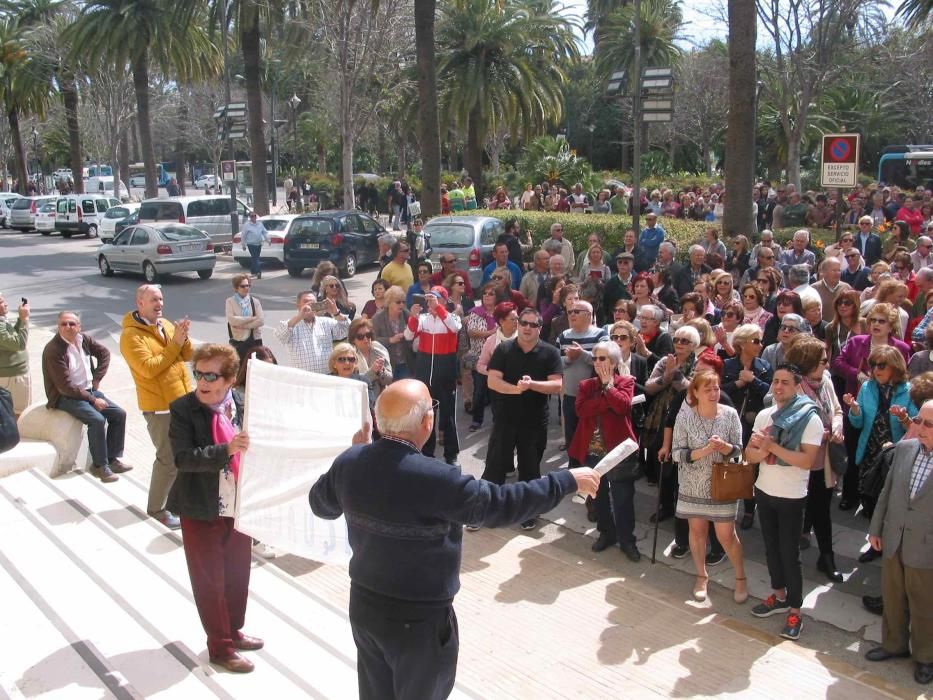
{"left": 860, "top": 444, "right": 895, "bottom": 501}
{"left": 0, "top": 387, "right": 20, "bottom": 454}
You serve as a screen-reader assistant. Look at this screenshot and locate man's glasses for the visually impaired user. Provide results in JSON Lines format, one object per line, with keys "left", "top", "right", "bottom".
{"left": 518, "top": 319, "right": 541, "bottom": 328}
{"left": 610, "top": 334, "right": 630, "bottom": 341}
{"left": 869, "top": 361, "right": 888, "bottom": 370}
{"left": 356, "top": 333, "right": 373, "bottom": 340}
{"left": 779, "top": 325, "right": 800, "bottom": 333}
{"left": 568, "top": 309, "right": 589, "bottom": 315}
{"left": 237, "top": 283, "right": 251, "bottom": 288}
{"left": 845, "top": 253, "right": 860, "bottom": 259}
{"left": 335, "top": 356, "right": 358, "bottom": 364}
{"left": 193, "top": 370, "right": 222, "bottom": 382}
{"left": 59, "top": 321, "right": 78, "bottom": 327}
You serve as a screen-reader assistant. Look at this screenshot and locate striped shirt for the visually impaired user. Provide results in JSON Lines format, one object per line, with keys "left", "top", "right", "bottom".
{"left": 910, "top": 447, "right": 933, "bottom": 499}
{"left": 274, "top": 316, "right": 349, "bottom": 374}
{"left": 557, "top": 326, "right": 608, "bottom": 396}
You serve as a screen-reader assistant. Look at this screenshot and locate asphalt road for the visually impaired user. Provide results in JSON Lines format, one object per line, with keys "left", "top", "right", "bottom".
{"left": 0, "top": 226, "right": 382, "bottom": 358}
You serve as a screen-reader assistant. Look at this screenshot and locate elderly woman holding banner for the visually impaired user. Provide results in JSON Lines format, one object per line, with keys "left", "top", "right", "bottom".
{"left": 168, "top": 343, "right": 262, "bottom": 674}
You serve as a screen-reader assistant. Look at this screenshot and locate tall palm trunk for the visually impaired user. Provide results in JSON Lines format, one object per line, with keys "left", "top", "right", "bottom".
{"left": 414, "top": 0, "right": 440, "bottom": 217}
{"left": 119, "top": 131, "right": 130, "bottom": 195}
{"left": 241, "top": 17, "right": 268, "bottom": 214}
{"left": 61, "top": 70, "right": 83, "bottom": 194}
{"left": 465, "top": 110, "right": 482, "bottom": 203}
{"left": 131, "top": 54, "right": 158, "bottom": 199}
{"left": 7, "top": 107, "right": 27, "bottom": 194}
{"left": 723, "top": 0, "right": 757, "bottom": 237}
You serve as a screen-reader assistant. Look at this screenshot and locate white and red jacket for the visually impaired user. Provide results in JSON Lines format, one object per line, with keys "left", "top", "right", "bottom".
{"left": 404, "top": 305, "right": 461, "bottom": 356}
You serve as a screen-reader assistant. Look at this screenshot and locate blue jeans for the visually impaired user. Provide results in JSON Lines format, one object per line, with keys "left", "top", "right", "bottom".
{"left": 56, "top": 389, "right": 126, "bottom": 468}
{"left": 246, "top": 244, "right": 262, "bottom": 275}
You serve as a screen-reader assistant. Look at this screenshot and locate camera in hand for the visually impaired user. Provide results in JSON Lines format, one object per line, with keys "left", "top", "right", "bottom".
{"left": 412, "top": 294, "right": 427, "bottom": 307}
{"left": 311, "top": 301, "right": 329, "bottom": 314}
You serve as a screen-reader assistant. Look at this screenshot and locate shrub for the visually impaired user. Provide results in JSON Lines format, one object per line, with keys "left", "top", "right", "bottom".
{"left": 460, "top": 209, "right": 710, "bottom": 261}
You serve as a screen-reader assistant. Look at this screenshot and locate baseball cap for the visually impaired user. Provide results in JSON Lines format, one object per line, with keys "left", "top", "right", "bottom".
{"left": 428, "top": 286, "right": 449, "bottom": 301}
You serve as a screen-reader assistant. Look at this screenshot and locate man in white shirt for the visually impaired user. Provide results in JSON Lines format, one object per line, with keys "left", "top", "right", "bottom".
{"left": 274, "top": 290, "right": 349, "bottom": 374}
{"left": 912, "top": 237, "right": 933, "bottom": 272}
{"left": 240, "top": 211, "right": 270, "bottom": 278}
{"left": 745, "top": 364, "right": 822, "bottom": 642}
{"left": 42, "top": 311, "right": 129, "bottom": 483}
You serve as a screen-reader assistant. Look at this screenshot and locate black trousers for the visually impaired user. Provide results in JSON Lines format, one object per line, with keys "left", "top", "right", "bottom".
{"left": 803, "top": 468, "right": 834, "bottom": 555}
{"left": 481, "top": 418, "right": 547, "bottom": 485}
{"left": 840, "top": 414, "right": 861, "bottom": 503}
{"left": 417, "top": 355, "right": 459, "bottom": 462}
{"left": 594, "top": 475, "right": 637, "bottom": 547}
{"left": 756, "top": 488, "right": 806, "bottom": 608}
{"left": 349, "top": 587, "right": 458, "bottom": 700}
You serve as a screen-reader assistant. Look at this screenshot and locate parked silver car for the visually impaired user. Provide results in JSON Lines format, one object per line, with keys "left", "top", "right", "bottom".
{"left": 423, "top": 216, "right": 505, "bottom": 290}
{"left": 0, "top": 193, "right": 22, "bottom": 228}
{"left": 8, "top": 195, "right": 58, "bottom": 232}
{"left": 97, "top": 222, "right": 216, "bottom": 283}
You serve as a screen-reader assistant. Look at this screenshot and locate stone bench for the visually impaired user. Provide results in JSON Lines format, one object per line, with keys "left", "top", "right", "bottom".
{"left": 0, "top": 403, "right": 91, "bottom": 479}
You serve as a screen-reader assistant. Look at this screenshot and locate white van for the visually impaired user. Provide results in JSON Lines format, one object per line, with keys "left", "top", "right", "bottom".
{"left": 137, "top": 195, "right": 252, "bottom": 249}
{"left": 87, "top": 176, "right": 129, "bottom": 198}
{"left": 54, "top": 194, "right": 121, "bottom": 238}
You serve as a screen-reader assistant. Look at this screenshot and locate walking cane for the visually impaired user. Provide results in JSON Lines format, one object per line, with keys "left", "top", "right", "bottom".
{"left": 651, "top": 460, "right": 670, "bottom": 564}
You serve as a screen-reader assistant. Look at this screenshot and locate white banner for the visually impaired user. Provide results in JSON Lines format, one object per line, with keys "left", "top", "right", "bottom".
{"left": 234, "top": 359, "right": 368, "bottom": 564}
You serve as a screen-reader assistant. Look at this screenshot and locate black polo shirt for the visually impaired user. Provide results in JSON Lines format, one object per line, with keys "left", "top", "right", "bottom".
{"left": 488, "top": 338, "right": 562, "bottom": 422}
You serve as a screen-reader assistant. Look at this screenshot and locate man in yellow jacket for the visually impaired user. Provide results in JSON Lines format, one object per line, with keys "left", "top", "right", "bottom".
{"left": 120, "top": 284, "right": 193, "bottom": 529}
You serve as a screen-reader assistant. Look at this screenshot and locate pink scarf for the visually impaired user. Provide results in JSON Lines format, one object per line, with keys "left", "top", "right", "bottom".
{"left": 210, "top": 397, "right": 239, "bottom": 481}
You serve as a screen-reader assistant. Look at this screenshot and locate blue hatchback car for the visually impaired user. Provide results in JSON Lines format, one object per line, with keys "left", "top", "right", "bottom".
{"left": 283, "top": 210, "right": 387, "bottom": 278}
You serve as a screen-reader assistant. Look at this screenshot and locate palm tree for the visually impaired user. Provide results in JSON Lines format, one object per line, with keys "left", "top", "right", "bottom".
{"left": 4, "top": 0, "right": 84, "bottom": 192}
{"left": 0, "top": 16, "right": 52, "bottom": 193}
{"left": 593, "top": 0, "right": 683, "bottom": 83}
{"left": 722, "top": 0, "right": 756, "bottom": 238}
{"left": 896, "top": 0, "right": 932, "bottom": 27}
{"left": 414, "top": 0, "right": 441, "bottom": 216}
{"left": 436, "top": 0, "right": 578, "bottom": 200}
{"left": 65, "top": 0, "right": 220, "bottom": 199}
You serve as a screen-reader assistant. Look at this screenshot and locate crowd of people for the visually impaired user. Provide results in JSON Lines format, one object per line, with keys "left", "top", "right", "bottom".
{"left": 4, "top": 176, "right": 933, "bottom": 689}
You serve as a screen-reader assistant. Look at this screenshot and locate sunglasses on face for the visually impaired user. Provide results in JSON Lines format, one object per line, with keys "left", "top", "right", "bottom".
{"left": 238, "top": 283, "right": 251, "bottom": 288}
{"left": 869, "top": 318, "right": 888, "bottom": 325}
{"left": 193, "top": 370, "right": 222, "bottom": 382}
{"left": 568, "top": 309, "right": 589, "bottom": 315}
{"left": 837, "top": 299, "right": 854, "bottom": 306}
{"left": 722, "top": 311, "right": 738, "bottom": 318}
{"left": 519, "top": 320, "right": 541, "bottom": 328}
{"left": 743, "top": 294, "right": 757, "bottom": 300}
{"left": 869, "top": 361, "right": 888, "bottom": 370}
{"left": 672, "top": 337, "right": 693, "bottom": 345}
{"left": 747, "top": 338, "right": 762, "bottom": 345}
{"left": 335, "top": 356, "right": 357, "bottom": 364}
{"left": 780, "top": 325, "right": 800, "bottom": 333}
{"left": 454, "top": 281, "right": 465, "bottom": 286}
{"left": 593, "top": 356, "right": 611, "bottom": 362}
{"left": 356, "top": 333, "right": 373, "bottom": 340}
{"left": 610, "top": 334, "right": 630, "bottom": 341}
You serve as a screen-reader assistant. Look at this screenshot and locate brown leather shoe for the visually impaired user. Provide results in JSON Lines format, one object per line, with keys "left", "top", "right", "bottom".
{"left": 234, "top": 634, "right": 264, "bottom": 651}
{"left": 210, "top": 652, "right": 255, "bottom": 673}
{"left": 109, "top": 459, "right": 134, "bottom": 473}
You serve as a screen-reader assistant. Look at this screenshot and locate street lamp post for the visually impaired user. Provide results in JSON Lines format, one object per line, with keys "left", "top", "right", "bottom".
{"left": 269, "top": 62, "right": 278, "bottom": 208}
{"left": 288, "top": 93, "right": 301, "bottom": 175}
{"left": 221, "top": 0, "right": 239, "bottom": 236}
{"left": 31, "top": 127, "right": 38, "bottom": 186}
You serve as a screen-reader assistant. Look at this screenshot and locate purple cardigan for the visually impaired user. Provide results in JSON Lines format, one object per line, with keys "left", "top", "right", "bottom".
{"left": 831, "top": 334, "right": 911, "bottom": 407}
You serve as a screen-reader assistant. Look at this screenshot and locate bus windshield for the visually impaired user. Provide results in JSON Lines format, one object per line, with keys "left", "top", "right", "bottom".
{"left": 879, "top": 148, "right": 933, "bottom": 190}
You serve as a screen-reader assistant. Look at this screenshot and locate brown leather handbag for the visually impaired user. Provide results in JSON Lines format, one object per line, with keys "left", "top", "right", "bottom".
{"left": 711, "top": 456, "right": 755, "bottom": 502}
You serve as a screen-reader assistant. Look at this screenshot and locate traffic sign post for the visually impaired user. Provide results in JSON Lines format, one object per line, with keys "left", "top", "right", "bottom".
{"left": 820, "top": 133, "right": 860, "bottom": 188}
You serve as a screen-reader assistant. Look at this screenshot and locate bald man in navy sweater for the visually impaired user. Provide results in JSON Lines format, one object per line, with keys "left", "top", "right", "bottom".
{"left": 310, "top": 379, "right": 599, "bottom": 700}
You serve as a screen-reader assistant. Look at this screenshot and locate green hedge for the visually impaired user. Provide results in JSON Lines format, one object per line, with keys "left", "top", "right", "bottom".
{"left": 461, "top": 209, "right": 710, "bottom": 261}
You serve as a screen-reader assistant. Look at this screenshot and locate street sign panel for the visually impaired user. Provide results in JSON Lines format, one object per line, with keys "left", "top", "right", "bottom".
{"left": 643, "top": 112, "right": 673, "bottom": 122}
{"left": 820, "top": 133, "right": 860, "bottom": 188}
{"left": 642, "top": 99, "right": 673, "bottom": 112}
{"left": 221, "top": 160, "right": 236, "bottom": 182}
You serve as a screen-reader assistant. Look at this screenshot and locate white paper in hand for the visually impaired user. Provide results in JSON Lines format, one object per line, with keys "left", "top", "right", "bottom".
{"left": 572, "top": 438, "right": 640, "bottom": 503}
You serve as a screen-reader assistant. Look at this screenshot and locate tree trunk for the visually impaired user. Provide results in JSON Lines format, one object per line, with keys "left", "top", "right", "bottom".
{"left": 119, "top": 131, "right": 130, "bottom": 197}
{"left": 317, "top": 143, "right": 326, "bottom": 175}
{"left": 722, "top": 0, "right": 757, "bottom": 238}
{"left": 131, "top": 118, "right": 140, "bottom": 162}
{"left": 397, "top": 141, "right": 406, "bottom": 178}
{"left": 341, "top": 131, "right": 354, "bottom": 208}
{"left": 131, "top": 54, "right": 158, "bottom": 199}
{"left": 414, "top": 0, "right": 440, "bottom": 217}
{"left": 465, "top": 109, "right": 483, "bottom": 203}
{"left": 241, "top": 16, "right": 268, "bottom": 215}
{"left": 7, "top": 108, "right": 27, "bottom": 195}
{"left": 61, "top": 70, "right": 83, "bottom": 194}
{"left": 174, "top": 97, "right": 188, "bottom": 196}
{"left": 786, "top": 136, "right": 801, "bottom": 191}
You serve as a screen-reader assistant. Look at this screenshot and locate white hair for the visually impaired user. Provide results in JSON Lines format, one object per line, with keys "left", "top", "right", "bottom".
{"left": 788, "top": 264, "right": 810, "bottom": 285}
{"left": 641, "top": 304, "right": 664, "bottom": 321}
{"left": 793, "top": 229, "right": 810, "bottom": 242}
{"left": 659, "top": 241, "right": 676, "bottom": 256}
{"left": 673, "top": 325, "right": 701, "bottom": 346}
{"left": 917, "top": 267, "right": 933, "bottom": 283}
{"left": 592, "top": 340, "right": 621, "bottom": 366}
{"left": 689, "top": 244, "right": 705, "bottom": 256}
{"left": 375, "top": 395, "right": 433, "bottom": 435}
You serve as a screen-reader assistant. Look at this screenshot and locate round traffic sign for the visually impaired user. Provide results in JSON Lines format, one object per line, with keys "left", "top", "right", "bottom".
{"left": 829, "top": 138, "right": 851, "bottom": 162}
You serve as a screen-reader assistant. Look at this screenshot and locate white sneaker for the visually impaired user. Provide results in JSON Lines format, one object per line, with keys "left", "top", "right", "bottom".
{"left": 252, "top": 542, "right": 278, "bottom": 559}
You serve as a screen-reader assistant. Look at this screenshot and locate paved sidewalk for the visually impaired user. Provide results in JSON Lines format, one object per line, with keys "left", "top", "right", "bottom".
{"left": 0, "top": 325, "right": 927, "bottom": 698}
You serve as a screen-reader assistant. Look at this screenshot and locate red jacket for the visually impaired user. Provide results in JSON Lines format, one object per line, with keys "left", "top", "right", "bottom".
{"left": 569, "top": 375, "right": 636, "bottom": 464}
